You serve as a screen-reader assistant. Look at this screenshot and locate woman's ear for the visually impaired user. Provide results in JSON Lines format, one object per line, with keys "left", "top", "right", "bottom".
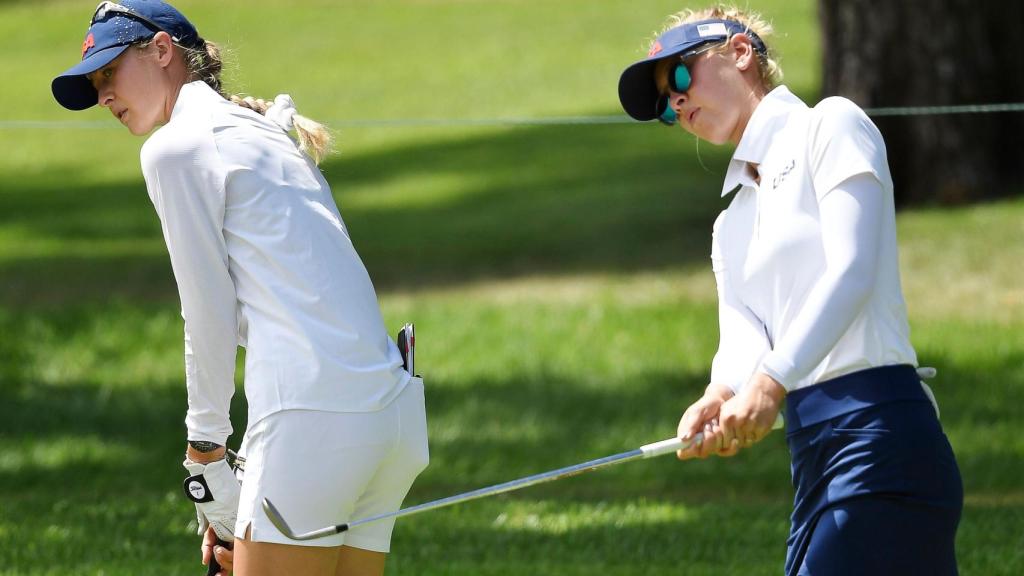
{"left": 730, "top": 33, "right": 756, "bottom": 72}
{"left": 151, "top": 31, "right": 175, "bottom": 68}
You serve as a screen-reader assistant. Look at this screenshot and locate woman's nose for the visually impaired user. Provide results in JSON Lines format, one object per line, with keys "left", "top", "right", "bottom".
{"left": 97, "top": 85, "right": 114, "bottom": 108}
{"left": 668, "top": 90, "right": 687, "bottom": 114}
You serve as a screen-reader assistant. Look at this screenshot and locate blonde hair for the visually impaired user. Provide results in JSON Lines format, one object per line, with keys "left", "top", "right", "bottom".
{"left": 178, "top": 40, "right": 333, "bottom": 164}
{"left": 657, "top": 5, "right": 783, "bottom": 92}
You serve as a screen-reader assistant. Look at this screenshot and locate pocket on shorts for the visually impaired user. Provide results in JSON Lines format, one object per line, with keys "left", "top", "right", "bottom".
{"left": 830, "top": 427, "right": 890, "bottom": 438}
{"left": 828, "top": 404, "right": 895, "bottom": 438}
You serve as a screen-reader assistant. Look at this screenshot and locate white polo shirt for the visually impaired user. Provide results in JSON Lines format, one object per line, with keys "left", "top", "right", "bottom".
{"left": 709, "top": 85, "right": 917, "bottom": 393}
{"left": 141, "top": 81, "right": 409, "bottom": 445}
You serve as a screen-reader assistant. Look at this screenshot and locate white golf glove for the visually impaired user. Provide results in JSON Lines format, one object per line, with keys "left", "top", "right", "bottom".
{"left": 182, "top": 458, "right": 241, "bottom": 542}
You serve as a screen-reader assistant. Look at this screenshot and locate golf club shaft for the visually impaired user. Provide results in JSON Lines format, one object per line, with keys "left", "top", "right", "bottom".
{"left": 347, "top": 446, "right": 649, "bottom": 530}
{"left": 347, "top": 413, "right": 783, "bottom": 530}
{"left": 265, "top": 414, "right": 783, "bottom": 541}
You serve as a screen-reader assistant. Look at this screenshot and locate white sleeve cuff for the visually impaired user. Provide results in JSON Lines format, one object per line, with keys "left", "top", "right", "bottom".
{"left": 185, "top": 412, "right": 232, "bottom": 447}
{"left": 758, "top": 352, "right": 798, "bottom": 391}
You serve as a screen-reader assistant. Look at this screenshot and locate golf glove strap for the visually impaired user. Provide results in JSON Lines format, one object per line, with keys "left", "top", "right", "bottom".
{"left": 183, "top": 458, "right": 241, "bottom": 542}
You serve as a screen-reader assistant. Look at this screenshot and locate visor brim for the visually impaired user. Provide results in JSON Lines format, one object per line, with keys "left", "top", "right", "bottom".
{"left": 617, "top": 38, "right": 721, "bottom": 121}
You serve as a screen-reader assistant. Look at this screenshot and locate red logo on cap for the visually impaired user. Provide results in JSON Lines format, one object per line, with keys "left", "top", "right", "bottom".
{"left": 648, "top": 41, "right": 663, "bottom": 57}
{"left": 82, "top": 33, "right": 95, "bottom": 57}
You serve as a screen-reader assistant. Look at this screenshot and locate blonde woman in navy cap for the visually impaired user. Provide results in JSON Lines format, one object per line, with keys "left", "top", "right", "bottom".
{"left": 52, "top": 2, "right": 428, "bottom": 575}
{"left": 618, "top": 6, "right": 962, "bottom": 575}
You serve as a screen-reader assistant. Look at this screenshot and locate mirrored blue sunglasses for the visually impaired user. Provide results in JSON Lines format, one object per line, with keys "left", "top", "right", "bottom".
{"left": 655, "top": 43, "right": 717, "bottom": 126}
{"left": 656, "top": 63, "right": 692, "bottom": 125}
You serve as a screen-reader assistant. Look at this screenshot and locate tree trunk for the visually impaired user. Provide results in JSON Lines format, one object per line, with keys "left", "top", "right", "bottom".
{"left": 818, "top": 0, "right": 1024, "bottom": 205}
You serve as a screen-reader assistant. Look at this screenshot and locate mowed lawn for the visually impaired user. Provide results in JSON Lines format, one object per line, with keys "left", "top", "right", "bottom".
{"left": 1, "top": 1, "right": 1021, "bottom": 575}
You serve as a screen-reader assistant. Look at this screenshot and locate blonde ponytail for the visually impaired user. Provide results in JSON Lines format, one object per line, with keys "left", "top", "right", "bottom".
{"left": 179, "top": 40, "right": 334, "bottom": 164}
{"left": 229, "top": 95, "right": 333, "bottom": 164}
{"left": 187, "top": 40, "right": 224, "bottom": 96}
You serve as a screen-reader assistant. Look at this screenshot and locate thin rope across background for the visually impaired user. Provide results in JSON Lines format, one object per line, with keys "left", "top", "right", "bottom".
{"left": 3, "top": 102, "right": 1023, "bottom": 130}
{"left": 863, "top": 103, "right": 1024, "bottom": 117}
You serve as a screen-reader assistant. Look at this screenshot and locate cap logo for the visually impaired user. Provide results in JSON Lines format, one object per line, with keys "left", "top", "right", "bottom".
{"left": 648, "top": 41, "right": 663, "bottom": 57}
{"left": 81, "top": 33, "right": 95, "bottom": 58}
{"left": 697, "top": 23, "right": 729, "bottom": 38}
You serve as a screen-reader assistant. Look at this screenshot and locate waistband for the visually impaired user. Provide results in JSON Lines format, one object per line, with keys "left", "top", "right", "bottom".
{"left": 785, "top": 364, "right": 926, "bottom": 432}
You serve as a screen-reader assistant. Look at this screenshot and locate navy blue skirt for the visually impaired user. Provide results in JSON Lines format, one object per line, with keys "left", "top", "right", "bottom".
{"left": 784, "top": 365, "right": 962, "bottom": 575}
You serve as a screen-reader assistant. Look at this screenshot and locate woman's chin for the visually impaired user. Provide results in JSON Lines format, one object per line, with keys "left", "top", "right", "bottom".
{"left": 126, "top": 120, "right": 153, "bottom": 136}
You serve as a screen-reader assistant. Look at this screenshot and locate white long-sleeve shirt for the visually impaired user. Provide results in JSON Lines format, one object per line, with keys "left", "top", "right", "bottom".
{"left": 141, "top": 81, "right": 409, "bottom": 445}
{"left": 709, "top": 85, "right": 917, "bottom": 393}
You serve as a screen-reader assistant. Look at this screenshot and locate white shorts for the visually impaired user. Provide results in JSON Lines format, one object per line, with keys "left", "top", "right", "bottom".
{"left": 235, "top": 377, "right": 429, "bottom": 551}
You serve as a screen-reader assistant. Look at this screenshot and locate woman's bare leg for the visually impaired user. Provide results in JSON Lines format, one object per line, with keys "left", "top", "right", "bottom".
{"left": 335, "top": 546, "right": 386, "bottom": 576}
{"left": 234, "top": 526, "right": 340, "bottom": 576}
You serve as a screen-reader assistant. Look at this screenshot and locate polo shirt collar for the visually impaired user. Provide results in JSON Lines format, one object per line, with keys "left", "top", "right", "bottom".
{"left": 721, "top": 85, "right": 807, "bottom": 197}
{"left": 170, "top": 80, "right": 222, "bottom": 120}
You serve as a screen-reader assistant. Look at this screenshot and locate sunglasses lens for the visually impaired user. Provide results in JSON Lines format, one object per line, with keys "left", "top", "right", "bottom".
{"left": 657, "top": 96, "right": 677, "bottom": 126}
{"left": 670, "top": 63, "right": 691, "bottom": 93}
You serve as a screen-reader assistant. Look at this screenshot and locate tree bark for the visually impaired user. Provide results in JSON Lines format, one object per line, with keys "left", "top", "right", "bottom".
{"left": 818, "top": 0, "right": 1024, "bottom": 205}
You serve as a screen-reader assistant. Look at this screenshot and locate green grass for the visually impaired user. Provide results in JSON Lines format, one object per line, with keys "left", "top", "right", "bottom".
{"left": 1, "top": 1, "right": 1022, "bottom": 574}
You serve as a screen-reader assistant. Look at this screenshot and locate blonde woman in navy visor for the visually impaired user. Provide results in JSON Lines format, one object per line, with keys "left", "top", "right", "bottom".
{"left": 619, "top": 7, "right": 962, "bottom": 575}
{"left": 53, "top": 2, "right": 428, "bottom": 575}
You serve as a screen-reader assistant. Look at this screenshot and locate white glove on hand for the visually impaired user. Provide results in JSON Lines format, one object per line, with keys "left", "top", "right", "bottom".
{"left": 182, "top": 458, "right": 242, "bottom": 542}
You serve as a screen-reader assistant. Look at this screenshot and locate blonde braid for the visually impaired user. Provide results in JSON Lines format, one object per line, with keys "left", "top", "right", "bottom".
{"left": 175, "top": 40, "right": 333, "bottom": 164}
{"left": 229, "top": 95, "right": 333, "bottom": 165}
{"left": 229, "top": 95, "right": 271, "bottom": 114}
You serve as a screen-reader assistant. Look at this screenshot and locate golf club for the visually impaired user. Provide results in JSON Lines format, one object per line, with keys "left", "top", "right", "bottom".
{"left": 198, "top": 449, "right": 243, "bottom": 576}
{"left": 262, "top": 414, "right": 784, "bottom": 541}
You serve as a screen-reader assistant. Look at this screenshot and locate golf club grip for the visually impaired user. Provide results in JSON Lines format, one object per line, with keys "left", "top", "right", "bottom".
{"left": 640, "top": 413, "right": 786, "bottom": 458}
{"left": 206, "top": 537, "right": 231, "bottom": 576}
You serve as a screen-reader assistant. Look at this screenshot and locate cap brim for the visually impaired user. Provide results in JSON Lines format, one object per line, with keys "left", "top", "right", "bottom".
{"left": 51, "top": 44, "right": 130, "bottom": 111}
{"left": 617, "top": 40, "right": 713, "bottom": 121}
{"left": 618, "top": 59, "right": 665, "bottom": 121}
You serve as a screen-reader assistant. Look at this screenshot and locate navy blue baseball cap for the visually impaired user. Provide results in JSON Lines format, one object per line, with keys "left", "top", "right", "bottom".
{"left": 52, "top": 1, "right": 204, "bottom": 111}
{"left": 618, "top": 19, "right": 767, "bottom": 121}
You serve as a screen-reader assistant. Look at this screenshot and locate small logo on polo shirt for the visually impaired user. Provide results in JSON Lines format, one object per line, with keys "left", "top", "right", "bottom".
{"left": 771, "top": 159, "right": 796, "bottom": 190}
{"left": 82, "top": 33, "right": 95, "bottom": 57}
{"left": 648, "top": 41, "right": 663, "bottom": 57}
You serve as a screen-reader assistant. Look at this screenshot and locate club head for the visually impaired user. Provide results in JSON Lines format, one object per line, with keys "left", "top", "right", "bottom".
{"left": 262, "top": 498, "right": 347, "bottom": 541}
{"left": 262, "top": 498, "right": 298, "bottom": 538}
